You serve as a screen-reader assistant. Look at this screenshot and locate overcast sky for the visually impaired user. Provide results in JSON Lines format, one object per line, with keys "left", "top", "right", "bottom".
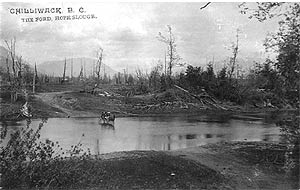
{"left": 0, "top": 2, "right": 280, "bottom": 72}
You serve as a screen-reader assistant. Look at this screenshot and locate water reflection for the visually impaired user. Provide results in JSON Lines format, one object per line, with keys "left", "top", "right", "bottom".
{"left": 1, "top": 114, "right": 282, "bottom": 154}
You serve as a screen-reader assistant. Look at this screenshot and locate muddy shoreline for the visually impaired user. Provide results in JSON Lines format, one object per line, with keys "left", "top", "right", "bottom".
{"left": 1, "top": 86, "right": 298, "bottom": 121}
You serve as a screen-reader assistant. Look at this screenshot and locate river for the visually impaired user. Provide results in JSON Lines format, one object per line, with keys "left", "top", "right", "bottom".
{"left": 1, "top": 113, "right": 282, "bottom": 154}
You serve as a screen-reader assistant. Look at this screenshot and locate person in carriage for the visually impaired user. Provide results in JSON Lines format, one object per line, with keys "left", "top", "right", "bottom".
{"left": 100, "top": 111, "right": 115, "bottom": 125}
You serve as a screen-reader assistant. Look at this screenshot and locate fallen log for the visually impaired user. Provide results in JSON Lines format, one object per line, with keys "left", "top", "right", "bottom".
{"left": 174, "top": 85, "right": 227, "bottom": 110}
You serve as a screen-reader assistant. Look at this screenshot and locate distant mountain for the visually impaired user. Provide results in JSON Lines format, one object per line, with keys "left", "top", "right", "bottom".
{"left": 38, "top": 57, "right": 118, "bottom": 77}
{"left": 0, "top": 46, "right": 118, "bottom": 77}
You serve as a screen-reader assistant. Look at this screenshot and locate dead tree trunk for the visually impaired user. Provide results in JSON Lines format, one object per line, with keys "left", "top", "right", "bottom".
{"left": 96, "top": 47, "right": 103, "bottom": 82}
{"left": 228, "top": 29, "right": 239, "bottom": 81}
{"left": 5, "top": 38, "right": 17, "bottom": 78}
{"left": 6, "top": 56, "right": 10, "bottom": 82}
{"left": 33, "top": 63, "right": 37, "bottom": 93}
{"left": 5, "top": 38, "right": 19, "bottom": 102}
{"left": 157, "top": 26, "right": 184, "bottom": 89}
{"left": 34, "top": 62, "right": 38, "bottom": 83}
{"left": 71, "top": 57, "right": 73, "bottom": 81}
{"left": 33, "top": 70, "right": 36, "bottom": 93}
{"left": 62, "top": 58, "right": 67, "bottom": 84}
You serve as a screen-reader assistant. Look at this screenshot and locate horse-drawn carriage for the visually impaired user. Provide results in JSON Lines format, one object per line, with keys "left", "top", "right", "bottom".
{"left": 99, "top": 111, "right": 115, "bottom": 126}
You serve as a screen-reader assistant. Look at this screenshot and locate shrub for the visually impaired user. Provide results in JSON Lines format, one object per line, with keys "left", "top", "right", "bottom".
{"left": 0, "top": 119, "right": 91, "bottom": 189}
{"left": 277, "top": 115, "right": 300, "bottom": 177}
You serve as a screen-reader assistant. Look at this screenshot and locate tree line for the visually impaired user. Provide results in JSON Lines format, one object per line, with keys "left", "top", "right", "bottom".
{"left": 128, "top": 3, "right": 299, "bottom": 108}
{"left": 1, "top": 3, "right": 298, "bottom": 108}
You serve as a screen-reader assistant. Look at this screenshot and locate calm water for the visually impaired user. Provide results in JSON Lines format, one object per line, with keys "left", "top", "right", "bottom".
{"left": 1, "top": 114, "right": 282, "bottom": 154}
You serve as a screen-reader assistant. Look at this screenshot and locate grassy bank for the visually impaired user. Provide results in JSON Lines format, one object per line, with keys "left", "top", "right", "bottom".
{"left": 2, "top": 151, "right": 226, "bottom": 189}
{"left": 1, "top": 142, "right": 299, "bottom": 190}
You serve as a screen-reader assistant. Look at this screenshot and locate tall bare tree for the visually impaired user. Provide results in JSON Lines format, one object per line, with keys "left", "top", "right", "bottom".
{"left": 61, "top": 58, "right": 67, "bottom": 84}
{"left": 84, "top": 61, "right": 86, "bottom": 78}
{"left": 78, "top": 65, "right": 84, "bottom": 80}
{"left": 70, "top": 57, "right": 73, "bottom": 80}
{"left": 5, "top": 38, "right": 17, "bottom": 78}
{"left": 33, "top": 63, "right": 37, "bottom": 93}
{"left": 4, "top": 38, "right": 23, "bottom": 102}
{"left": 6, "top": 55, "right": 10, "bottom": 82}
{"left": 157, "top": 25, "right": 183, "bottom": 77}
{"left": 228, "top": 29, "right": 240, "bottom": 80}
{"left": 95, "top": 47, "right": 104, "bottom": 81}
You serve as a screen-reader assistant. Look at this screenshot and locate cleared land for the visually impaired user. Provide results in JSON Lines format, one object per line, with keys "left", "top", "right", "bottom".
{"left": 1, "top": 84, "right": 287, "bottom": 120}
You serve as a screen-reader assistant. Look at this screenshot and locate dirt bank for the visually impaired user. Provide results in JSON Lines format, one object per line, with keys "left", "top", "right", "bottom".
{"left": 27, "top": 90, "right": 290, "bottom": 120}
{"left": 69, "top": 142, "right": 298, "bottom": 189}
{"left": 1, "top": 83, "right": 297, "bottom": 120}
{"left": 4, "top": 142, "right": 298, "bottom": 190}
{"left": 170, "top": 142, "right": 298, "bottom": 189}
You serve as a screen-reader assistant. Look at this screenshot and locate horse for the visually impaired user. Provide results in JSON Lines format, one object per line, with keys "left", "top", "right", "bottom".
{"left": 99, "top": 111, "right": 115, "bottom": 126}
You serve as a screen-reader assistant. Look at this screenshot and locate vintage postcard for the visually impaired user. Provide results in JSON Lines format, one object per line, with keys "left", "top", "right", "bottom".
{"left": 0, "top": 2, "right": 299, "bottom": 189}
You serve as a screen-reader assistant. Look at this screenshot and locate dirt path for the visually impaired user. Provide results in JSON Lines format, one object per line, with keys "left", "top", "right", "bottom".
{"left": 34, "top": 91, "right": 98, "bottom": 118}
{"left": 169, "top": 144, "right": 295, "bottom": 190}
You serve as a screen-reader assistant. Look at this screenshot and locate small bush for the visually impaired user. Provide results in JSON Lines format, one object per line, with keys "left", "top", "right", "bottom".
{"left": 277, "top": 115, "right": 300, "bottom": 177}
{"left": 0, "top": 119, "right": 91, "bottom": 189}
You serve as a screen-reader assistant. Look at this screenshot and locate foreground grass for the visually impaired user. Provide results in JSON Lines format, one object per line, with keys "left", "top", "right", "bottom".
{"left": 2, "top": 151, "right": 225, "bottom": 189}
{"left": 3, "top": 143, "right": 299, "bottom": 190}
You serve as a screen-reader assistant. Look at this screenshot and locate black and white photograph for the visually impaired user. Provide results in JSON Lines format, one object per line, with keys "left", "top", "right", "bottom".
{"left": 0, "top": 1, "right": 299, "bottom": 189}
